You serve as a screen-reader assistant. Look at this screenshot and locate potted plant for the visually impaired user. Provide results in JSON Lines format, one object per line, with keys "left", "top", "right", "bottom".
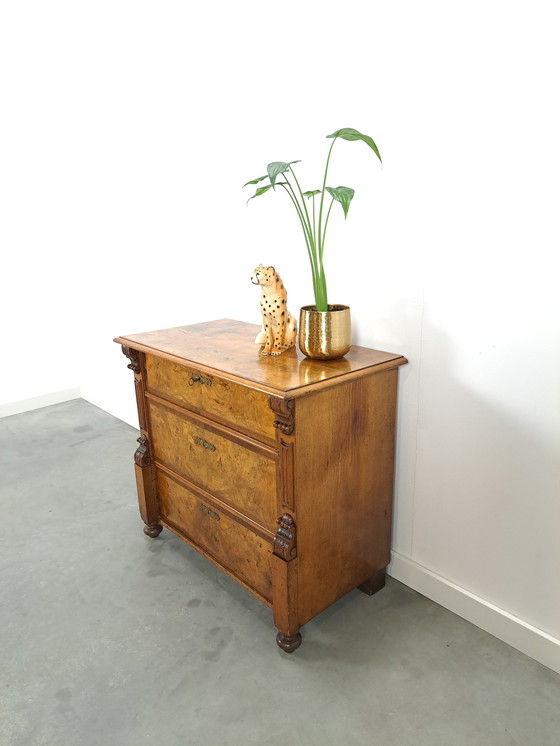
{"left": 244, "top": 127, "right": 382, "bottom": 359}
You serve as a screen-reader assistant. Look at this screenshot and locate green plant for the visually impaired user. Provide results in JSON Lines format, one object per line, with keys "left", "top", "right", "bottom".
{"left": 243, "top": 127, "right": 382, "bottom": 312}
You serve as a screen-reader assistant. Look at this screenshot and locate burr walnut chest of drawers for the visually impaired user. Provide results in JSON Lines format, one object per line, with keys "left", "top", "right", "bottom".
{"left": 115, "top": 319, "right": 407, "bottom": 652}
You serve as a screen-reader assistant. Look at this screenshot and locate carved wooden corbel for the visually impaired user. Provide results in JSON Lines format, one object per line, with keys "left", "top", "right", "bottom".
{"left": 273, "top": 513, "right": 297, "bottom": 561}
{"left": 268, "top": 396, "right": 295, "bottom": 436}
{"left": 122, "top": 345, "right": 141, "bottom": 374}
{"left": 134, "top": 434, "right": 151, "bottom": 467}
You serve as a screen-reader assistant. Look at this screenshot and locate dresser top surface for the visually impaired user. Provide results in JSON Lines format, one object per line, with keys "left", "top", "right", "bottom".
{"left": 115, "top": 319, "right": 407, "bottom": 395}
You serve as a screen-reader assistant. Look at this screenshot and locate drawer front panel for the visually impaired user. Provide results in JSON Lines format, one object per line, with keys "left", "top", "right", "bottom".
{"left": 157, "top": 471, "right": 272, "bottom": 601}
{"left": 145, "top": 354, "right": 276, "bottom": 445}
{"left": 148, "top": 401, "right": 277, "bottom": 530}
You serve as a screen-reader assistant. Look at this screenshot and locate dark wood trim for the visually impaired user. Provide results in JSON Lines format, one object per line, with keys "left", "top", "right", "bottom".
{"left": 269, "top": 396, "right": 295, "bottom": 435}
{"left": 121, "top": 345, "right": 141, "bottom": 374}
{"left": 273, "top": 513, "right": 297, "bottom": 561}
{"left": 276, "top": 631, "right": 302, "bottom": 653}
{"left": 134, "top": 435, "right": 151, "bottom": 467}
{"left": 143, "top": 522, "right": 163, "bottom": 538}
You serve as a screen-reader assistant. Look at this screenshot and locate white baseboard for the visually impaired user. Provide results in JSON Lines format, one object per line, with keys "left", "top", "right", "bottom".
{"left": 0, "top": 389, "right": 81, "bottom": 419}
{"left": 388, "top": 551, "right": 560, "bottom": 675}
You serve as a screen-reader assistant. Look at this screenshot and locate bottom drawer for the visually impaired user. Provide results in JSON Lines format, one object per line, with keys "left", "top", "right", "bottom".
{"left": 156, "top": 470, "right": 273, "bottom": 602}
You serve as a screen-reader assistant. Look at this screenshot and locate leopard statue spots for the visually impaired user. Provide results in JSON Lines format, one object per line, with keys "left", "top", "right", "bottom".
{"left": 251, "top": 265, "right": 297, "bottom": 356}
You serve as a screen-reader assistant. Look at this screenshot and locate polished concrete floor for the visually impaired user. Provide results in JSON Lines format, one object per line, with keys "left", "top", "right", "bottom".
{"left": 2, "top": 399, "right": 560, "bottom": 746}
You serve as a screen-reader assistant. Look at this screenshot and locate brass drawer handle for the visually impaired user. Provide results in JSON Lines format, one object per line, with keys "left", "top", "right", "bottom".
{"left": 199, "top": 503, "right": 220, "bottom": 521}
{"left": 189, "top": 373, "right": 212, "bottom": 387}
{"left": 194, "top": 436, "right": 216, "bottom": 452}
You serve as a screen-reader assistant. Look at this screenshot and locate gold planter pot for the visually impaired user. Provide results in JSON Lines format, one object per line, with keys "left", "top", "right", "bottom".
{"left": 298, "top": 305, "right": 351, "bottom": 360}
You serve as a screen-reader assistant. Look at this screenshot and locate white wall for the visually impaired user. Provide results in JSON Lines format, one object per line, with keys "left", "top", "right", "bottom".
{"left": 2, "top": 1, "right": 559, "bottom": 671}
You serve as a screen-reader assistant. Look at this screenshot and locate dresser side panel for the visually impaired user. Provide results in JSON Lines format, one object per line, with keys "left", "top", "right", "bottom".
{"left": 294, "top": 369, "right": 399, "bottom": 625}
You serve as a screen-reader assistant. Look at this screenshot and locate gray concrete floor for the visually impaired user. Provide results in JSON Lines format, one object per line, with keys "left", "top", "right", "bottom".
{"left": 1, "top": 399, "right": 560, "bottom": 746}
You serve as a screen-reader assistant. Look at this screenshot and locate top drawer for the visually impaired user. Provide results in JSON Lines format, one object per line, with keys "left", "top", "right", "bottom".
{"left": 144, "top": 354, "right": 276, "bottom": 445}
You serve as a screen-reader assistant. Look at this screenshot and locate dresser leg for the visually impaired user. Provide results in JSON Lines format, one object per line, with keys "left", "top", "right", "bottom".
{"left": 276, "top": 630, "right": 302, "bottom": 653}
{"left": 143, "top": 521, "right": 163, "bottom": 538}
{"left": 134, "top": 441, "right": 162, "bottom": 539}
{"left": 358, "top": 568, "right": 386, "bottom": 596}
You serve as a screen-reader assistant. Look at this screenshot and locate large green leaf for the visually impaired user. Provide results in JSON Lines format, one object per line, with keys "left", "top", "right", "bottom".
{"left": 326, "top": 127, "right": 382, "bottom": 163}
{"left": 246, "top": 182, "right": 289, "bottom": 204}
{"left": 303, "top": 190, "right": 321, "bottom": 199}
{"left": 243, "top": 174, "right": 268, "bottom": 187}
{"left": 325, "top": 186, "right": 355, "bottom": 218}
{"left": 267, "top": 160, "right": 301, "bottom": 188}
{"left": 246, "top": 184, "right": 274, "bottom": 204}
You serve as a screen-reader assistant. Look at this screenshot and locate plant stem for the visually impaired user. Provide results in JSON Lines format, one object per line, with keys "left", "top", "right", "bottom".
{"left": 282, "top": 174, "right": 314, "bottom": 250}
{"left": 317, "top": 137, "right": 337, "bottom": 265}
{"left": 320, "top": 198, "right": 335, "bottom": 264}
{"left": 312, "top": 194, "right": 317, "bottom": 247}
{"left": 313, "top": 136, "right": 338, "bottom": 311}
{"left": 282, "top": 168, "right": 326, "bottom": 309}
{"left": 317, "top": 267, "right": 327, "bottom": 311}
{"left": 279, "top": 183, "right": 319, "bottom": 300}
{"left": 289, "top": 166, "right": 314, "bottom": 248}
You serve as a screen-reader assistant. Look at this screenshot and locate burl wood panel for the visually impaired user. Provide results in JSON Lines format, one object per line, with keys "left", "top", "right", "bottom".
{"left": 294, "top": 369, "right": 399, "bottom": 625}
{"left": 115, "top": 319, "right": 407, "bottom": 396}
{"left": 157, "top": 470, "right": 272, "bottom": 602}
{"left": 147, "top": 399, "right": 277, "bottom": 531}
{"left": 144, "top": 353, "right": 276, "bottom": 446}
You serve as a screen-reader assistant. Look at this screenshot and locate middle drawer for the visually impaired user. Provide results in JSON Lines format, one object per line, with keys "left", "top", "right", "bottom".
{"left": 147, "top": 399, "right": 277, "bottom": 531}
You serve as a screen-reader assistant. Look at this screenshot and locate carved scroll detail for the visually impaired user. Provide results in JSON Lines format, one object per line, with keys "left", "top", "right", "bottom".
{"left": 122, "top": 345, "right": 141, "bottom": 374}
{"left": 268, "top": 396, "right": 295, "bottom": 436}
{"left": 273, "top": 513, "right": 297, "bottom": 561}
{"left": 134, "top": 434, "right": 151, "bottom": 467}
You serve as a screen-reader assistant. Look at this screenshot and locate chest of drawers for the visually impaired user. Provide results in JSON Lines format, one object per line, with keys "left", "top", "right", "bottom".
{"left": 115, "top": 319, "right": 407, "bottom": 652}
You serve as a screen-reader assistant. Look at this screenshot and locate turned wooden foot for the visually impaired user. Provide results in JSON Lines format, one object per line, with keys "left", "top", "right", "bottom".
{"left": 276, "top": 631, "right": 302, "bottom": 653}
{"left": 358, "top": 568, "right": 386, "bottom": 596}
{"left": 143, "top": 522, "right": 163, "bottom": 538}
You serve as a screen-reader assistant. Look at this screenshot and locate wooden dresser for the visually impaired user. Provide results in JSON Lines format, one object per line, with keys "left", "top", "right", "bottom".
{"left": 115, "top": 319, "right": 407, "bottom": 652}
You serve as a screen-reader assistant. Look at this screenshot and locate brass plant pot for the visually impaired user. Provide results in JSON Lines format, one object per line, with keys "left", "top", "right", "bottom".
{"left": 298, "top": 305, "right": 351, "bottom": 361}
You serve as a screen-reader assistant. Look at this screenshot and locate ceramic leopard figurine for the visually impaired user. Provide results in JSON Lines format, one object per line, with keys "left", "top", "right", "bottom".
{"left": 251, "top": 265, "right": 297, "bottom": 356}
